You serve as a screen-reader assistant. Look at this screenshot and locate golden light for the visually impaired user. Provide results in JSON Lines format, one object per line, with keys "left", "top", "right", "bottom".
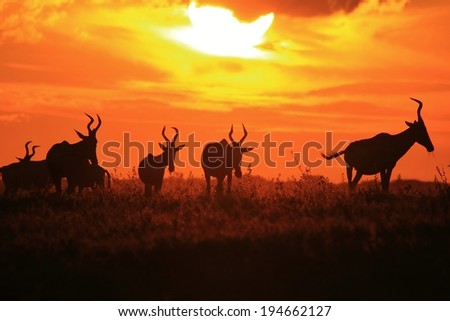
{"left": 173, "top": 2, "right": 274, "bottom": 58}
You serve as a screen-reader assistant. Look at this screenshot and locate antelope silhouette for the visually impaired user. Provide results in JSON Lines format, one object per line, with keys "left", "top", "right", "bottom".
{"left": 46, "top": 113, "right": 102, "bottom": 194}
{"left": 322, "top": 98, "right": 434, "bottom": 192}
{"left": 76, "top": 162, "right": 111, "bottom": 191}
{"left": 138, "top": 127, "right": 185, "bottom": 196}
{"left": 201, "top": 124, "right": 254, "bottom": 194}
{"left": 1, "top": 141, "right": 49, "bottom": 194}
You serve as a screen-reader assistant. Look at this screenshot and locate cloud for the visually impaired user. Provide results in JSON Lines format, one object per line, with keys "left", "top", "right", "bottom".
{"left": 355, "top": 0, "right": 409, "bottom": 14}
{"left": 0, "top": 34, "right": 170, "bottom": 88}
{"left": 0, "top": 0, "right": 186, "bottom": 44}
{"left": 307, "top": 82, "right": 450, "bottom": 97}
{"left": 0, "top": 0, "right": 411, "bottom": 47}
{"left": 0, "top": 112, "right": 30, "bottom": 123}
{"left": 0, "top": 0, "right": 71, "bottom": 43}
{"left": 193, "top": 0, "right": 409, "bottom": 19}
{"left": 192, "top": 0, "right": 357, "bottom": 19}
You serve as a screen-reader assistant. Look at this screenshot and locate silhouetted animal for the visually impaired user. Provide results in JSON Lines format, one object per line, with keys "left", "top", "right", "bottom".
{"left": 138, "top": 127, "right": 185, "bottom": 196}
{"left": 201, "top": 124, "right": 254, "bottom": 194}
{"left": 322, "top": 98, "right": 434, "bottom": 191}
{"left": 0, "top": 141, "right": 49, "bottom": 194}
{"left": 76, "top": 163, "right": 111, "bottom": 191}
{"left": 46, "top": 114, "right": 101, "bottom": 194}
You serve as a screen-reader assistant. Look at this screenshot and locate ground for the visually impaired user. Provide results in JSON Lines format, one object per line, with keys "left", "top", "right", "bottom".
{"left": 0, "top": 171, "right": 449, "bottom": 300}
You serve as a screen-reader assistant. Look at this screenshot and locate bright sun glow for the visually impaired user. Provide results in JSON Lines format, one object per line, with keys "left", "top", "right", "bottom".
{"left": 173, "top": 2, "right": 274, "bottom": 58}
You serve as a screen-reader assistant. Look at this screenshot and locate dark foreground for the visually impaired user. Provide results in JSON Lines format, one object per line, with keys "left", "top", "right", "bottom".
{"left": 1, "top": 174, "right": 449, "bottom": 300}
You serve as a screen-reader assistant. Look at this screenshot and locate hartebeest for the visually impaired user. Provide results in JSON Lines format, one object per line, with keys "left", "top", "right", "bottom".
{"left": 46, "top": 113, "right": 102, "bottom": 194}
{"left": 322, "top": 98, "right": 434, "bottom": 192}
{"left": 1, "top": 141, "right": 49, "bottom": 194}
{"left": 76, "top": 163, "right": 111, "bottom": 191}
{"left": 201, "top": 124, "right": 254, "bottom": 194}
{"left": 138, "top": 127, "right": 185, "bottom": 196}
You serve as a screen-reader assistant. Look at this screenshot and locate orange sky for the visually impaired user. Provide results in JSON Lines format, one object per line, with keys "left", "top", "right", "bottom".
{"left": 1, "top": 0, "right": 449, "bottom": 182}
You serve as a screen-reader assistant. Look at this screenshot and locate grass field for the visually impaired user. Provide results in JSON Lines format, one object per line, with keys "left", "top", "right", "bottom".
{"left": 1, "top": 170, "right": 449, "bottom": 300}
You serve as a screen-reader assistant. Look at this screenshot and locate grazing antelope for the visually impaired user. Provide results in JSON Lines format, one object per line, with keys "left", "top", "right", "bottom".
{"left": 322, "top": 98, "right": 434, "bottom": 192}
{"left": 201, "top": 124, "right": 254, "bottom": 194}
{"left": 76, "top": 162, "right": 111, "bottom": 191}
{"left": 138, "top": 127, "right": 185, "bottom": 196}
{"left": 1, "top": 141, "right": 49, "bottom": 194}
{"left": 46, "top": 113, "right": 102, "bottom": 194}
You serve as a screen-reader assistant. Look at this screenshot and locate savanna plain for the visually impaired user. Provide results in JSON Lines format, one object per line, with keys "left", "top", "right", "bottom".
{"left": 1, "top": 169, "right": 449, "bottom": 300}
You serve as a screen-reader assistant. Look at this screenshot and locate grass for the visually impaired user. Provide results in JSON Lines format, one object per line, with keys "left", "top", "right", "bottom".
{"left": 0, "top": 171, "right": 449, "bottom": 300}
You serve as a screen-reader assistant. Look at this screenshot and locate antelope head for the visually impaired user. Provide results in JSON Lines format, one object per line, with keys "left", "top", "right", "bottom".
{"left": 406, "top": 98, "right": 434, "bottom": 152}
{"left": 159, "top": 126, "right": 185, "bottom": 173}
{"left": 228, "top": 124, "right": 254, "bottom": 178}
{"left": 75, "top": 113, "right": 102, "bottom": 165}
{"left": 16, "top": 141, "right": 40, "bottom": 162}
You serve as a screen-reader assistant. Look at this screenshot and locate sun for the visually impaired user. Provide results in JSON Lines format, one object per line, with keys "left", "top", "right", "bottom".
{"left": 173, "top": 2, "right": 274, "bottom": 58}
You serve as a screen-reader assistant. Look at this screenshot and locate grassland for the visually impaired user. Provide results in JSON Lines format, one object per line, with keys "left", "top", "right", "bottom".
{"left": 0, "top": 170, "right": 449, "bottom": 300}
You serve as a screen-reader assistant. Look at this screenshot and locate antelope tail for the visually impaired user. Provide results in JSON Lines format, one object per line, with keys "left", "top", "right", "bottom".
{"left": 321, "top": 150, "right": 346, "bottom": 160}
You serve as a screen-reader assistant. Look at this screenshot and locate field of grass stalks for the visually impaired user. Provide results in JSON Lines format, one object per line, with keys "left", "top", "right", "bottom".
{"left": 1, "top": 170, "right": 449, "bottom": 300}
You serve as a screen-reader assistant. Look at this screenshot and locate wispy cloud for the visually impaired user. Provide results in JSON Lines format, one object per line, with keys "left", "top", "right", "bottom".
{"left": 0, "top": 112, "right": 30, "bottom": 123}
{"left": 192, "top": 0, "right": 409, "bottom": 19}
{"left": 0, "top": 0, "right": 71, "bottom": 44}
{"left": 307, "top": 82, "right": 450, "bottom": 97}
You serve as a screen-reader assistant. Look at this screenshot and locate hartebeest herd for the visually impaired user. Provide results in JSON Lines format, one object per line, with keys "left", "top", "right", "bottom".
{"left": 0, "top": 114, "right": 110, "bottom": 195}
{"left": 0, "top": 98, "right": 436, "bottom": 196}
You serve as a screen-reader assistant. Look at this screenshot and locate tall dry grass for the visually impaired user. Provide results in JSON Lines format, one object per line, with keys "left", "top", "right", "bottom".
{"left": 0, "top": 170, "right": 449, "bottom": 299}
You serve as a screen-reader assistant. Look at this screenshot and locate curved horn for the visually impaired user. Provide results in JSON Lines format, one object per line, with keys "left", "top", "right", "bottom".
{"left": 29, "top": 145, "right": 40, "bottom": 159}
{"left": 172, "top": 127, "right": 179, "bottom": 143}
{"left": 92, "top": 114, "right": 102, "bottom": 134}
{"left": 85, "top": 113, "right": 95, "bottom": 133}
{"left": 240, "top": 124, "right": 248, "bottom": 145}
{"left": 17, "top": 141, "right": 32, "bottom": 161}
{"left": 162, "top": 126, "right": 170, "bottom": 142}
{"left": 24, "top": 141, "right": 32, "bottom": 158}
{"left": 229, "top": 125, "right": 236, "bottom": 143}
{"left": 410, "top": 97, "right": 423, "bottom": 122}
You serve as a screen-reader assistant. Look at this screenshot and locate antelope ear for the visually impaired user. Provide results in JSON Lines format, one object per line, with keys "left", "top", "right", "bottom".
{"left": 159, "top": 142, "right": 167, "bottom": 150}
{"left": 75, "top": 130, "right": 88, "bottom": 139}
{"left": 405, "top": 121, "right": 414, "bottom": 128}
{"left": 242, "top": 147, "right": 254, "bottom": 153}
{"left": 16, "top": 157, "right": 23, "bottom": 161}
{"left": 176, "top": 144, "right": 185, "bottom": 151}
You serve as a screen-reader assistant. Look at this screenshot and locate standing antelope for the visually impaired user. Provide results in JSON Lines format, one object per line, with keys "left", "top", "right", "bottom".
{"left": 1, "top": 141, "right": 49, "bottom": 194}
{"left": 201, "top": 124, "right": 254, "bottom": 194}
{"left": 46, "top": 113, "right": 101, "bottom": 194}
{"left": 322, "top": 98, "right": 434, "bottom": 192}
{"left": 138, "top": 127, "right": 185, "bottom": 196}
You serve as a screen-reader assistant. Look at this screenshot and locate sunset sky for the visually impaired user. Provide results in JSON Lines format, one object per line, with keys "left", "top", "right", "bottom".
{"left": 1, "top": 0, "right": 449, "bottom": 182}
